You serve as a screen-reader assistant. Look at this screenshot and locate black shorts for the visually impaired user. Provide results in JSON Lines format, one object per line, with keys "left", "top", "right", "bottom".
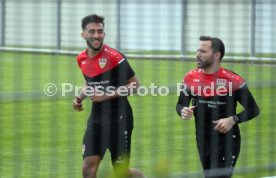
{"left": 198, "top": 131, "right": 241, "bottom": 178}
{"left": 82, "top": 117, "right": 133, "bottom": 166}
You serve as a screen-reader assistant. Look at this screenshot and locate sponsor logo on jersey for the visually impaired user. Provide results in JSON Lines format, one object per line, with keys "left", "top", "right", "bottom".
{"left": 99, "top": 57, "right": 107, "bottom": 68}
{"left": 193, "top": 79, "right": 200, "bottom": 82}
{"left": 191, "top": 98, "right": 198, "bottom": 107}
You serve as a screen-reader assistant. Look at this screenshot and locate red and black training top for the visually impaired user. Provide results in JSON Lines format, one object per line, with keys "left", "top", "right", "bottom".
{"left": 176, "top": 67, "right": 259, "bottom": 143}
{"left": 77, "top": 44, "right": 135, "bottom": 124}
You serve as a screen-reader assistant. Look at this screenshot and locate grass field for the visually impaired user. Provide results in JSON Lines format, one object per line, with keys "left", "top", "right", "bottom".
{"left": 0, "top": 51, "right": 276, "bottom": 178}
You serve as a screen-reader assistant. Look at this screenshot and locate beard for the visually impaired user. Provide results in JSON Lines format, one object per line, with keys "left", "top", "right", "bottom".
{"left": 197, "top": 60, "right": 212, "bottom": 69}
{"left": 86, "top": 39, "right": 103, "bottom": 51}
{"left": 196, "top": 57, "right": 214, "bottom": 69}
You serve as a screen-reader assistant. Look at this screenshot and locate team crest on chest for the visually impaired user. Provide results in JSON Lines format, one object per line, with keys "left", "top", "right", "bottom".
{"left": 216, "top": 78, "right": 227, "bottom": 87}
{"left": 99, "top": 57, "right": 107, "bottom": 68}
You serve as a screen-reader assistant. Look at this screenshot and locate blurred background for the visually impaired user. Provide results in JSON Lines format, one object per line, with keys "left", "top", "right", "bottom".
{"left": 0, "top": 0, "right": 275, "bottom": 177}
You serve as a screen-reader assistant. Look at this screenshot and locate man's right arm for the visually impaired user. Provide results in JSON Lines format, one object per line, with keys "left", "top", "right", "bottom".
{"left": 72, "top": 81, "right": 87, "bottom": 111}
{"left": 176, "top": 83, "right": 194, "bottom": 119}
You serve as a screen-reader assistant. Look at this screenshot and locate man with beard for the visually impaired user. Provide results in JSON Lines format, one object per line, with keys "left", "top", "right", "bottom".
{"left": 72, "top": 14, "right": 144, "bottom": 178}
{"left": 176, "top": 36, "right": 259, "bottom": 178}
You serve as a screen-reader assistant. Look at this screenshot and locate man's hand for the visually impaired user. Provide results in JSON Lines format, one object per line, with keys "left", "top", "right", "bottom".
{"left": 72, "top": 97, "right": 84, "bottom": 111}
{"left": 213, "top": 116, "right": 236, "bottom": 134}
{"left": 181, "top": 106, "right": 195, "bottom": 120}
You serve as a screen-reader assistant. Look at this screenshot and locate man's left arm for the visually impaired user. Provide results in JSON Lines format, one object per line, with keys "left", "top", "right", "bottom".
{"left": 232, "top": 83, "right": 260, "bottom": 123}
{"left": 214, "top": 83, "right": 260, "bottom": 133}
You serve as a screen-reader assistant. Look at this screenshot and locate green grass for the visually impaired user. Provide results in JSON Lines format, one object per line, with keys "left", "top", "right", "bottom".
{"left": 0, "top": 51, "right": 276, "bottom": 178}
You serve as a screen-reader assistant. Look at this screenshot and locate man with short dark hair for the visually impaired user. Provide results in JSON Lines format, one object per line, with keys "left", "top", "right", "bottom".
{"left": 73, "top": 14, "right": 144, "bottom": 178}
{"left": 176, "top": 36, "right": 260, "bottom": 178}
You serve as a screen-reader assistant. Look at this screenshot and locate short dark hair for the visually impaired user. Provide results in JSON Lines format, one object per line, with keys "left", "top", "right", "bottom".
{"left": 199, "top": 36, "right": 225, "bottom": 60}
{"left": 81, "top": 14, "right": 105, "bottom": 30}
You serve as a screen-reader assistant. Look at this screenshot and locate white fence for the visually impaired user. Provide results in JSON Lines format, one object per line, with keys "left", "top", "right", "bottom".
{"left": 0, "top": 0, "right": 275, "bottom": 56}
